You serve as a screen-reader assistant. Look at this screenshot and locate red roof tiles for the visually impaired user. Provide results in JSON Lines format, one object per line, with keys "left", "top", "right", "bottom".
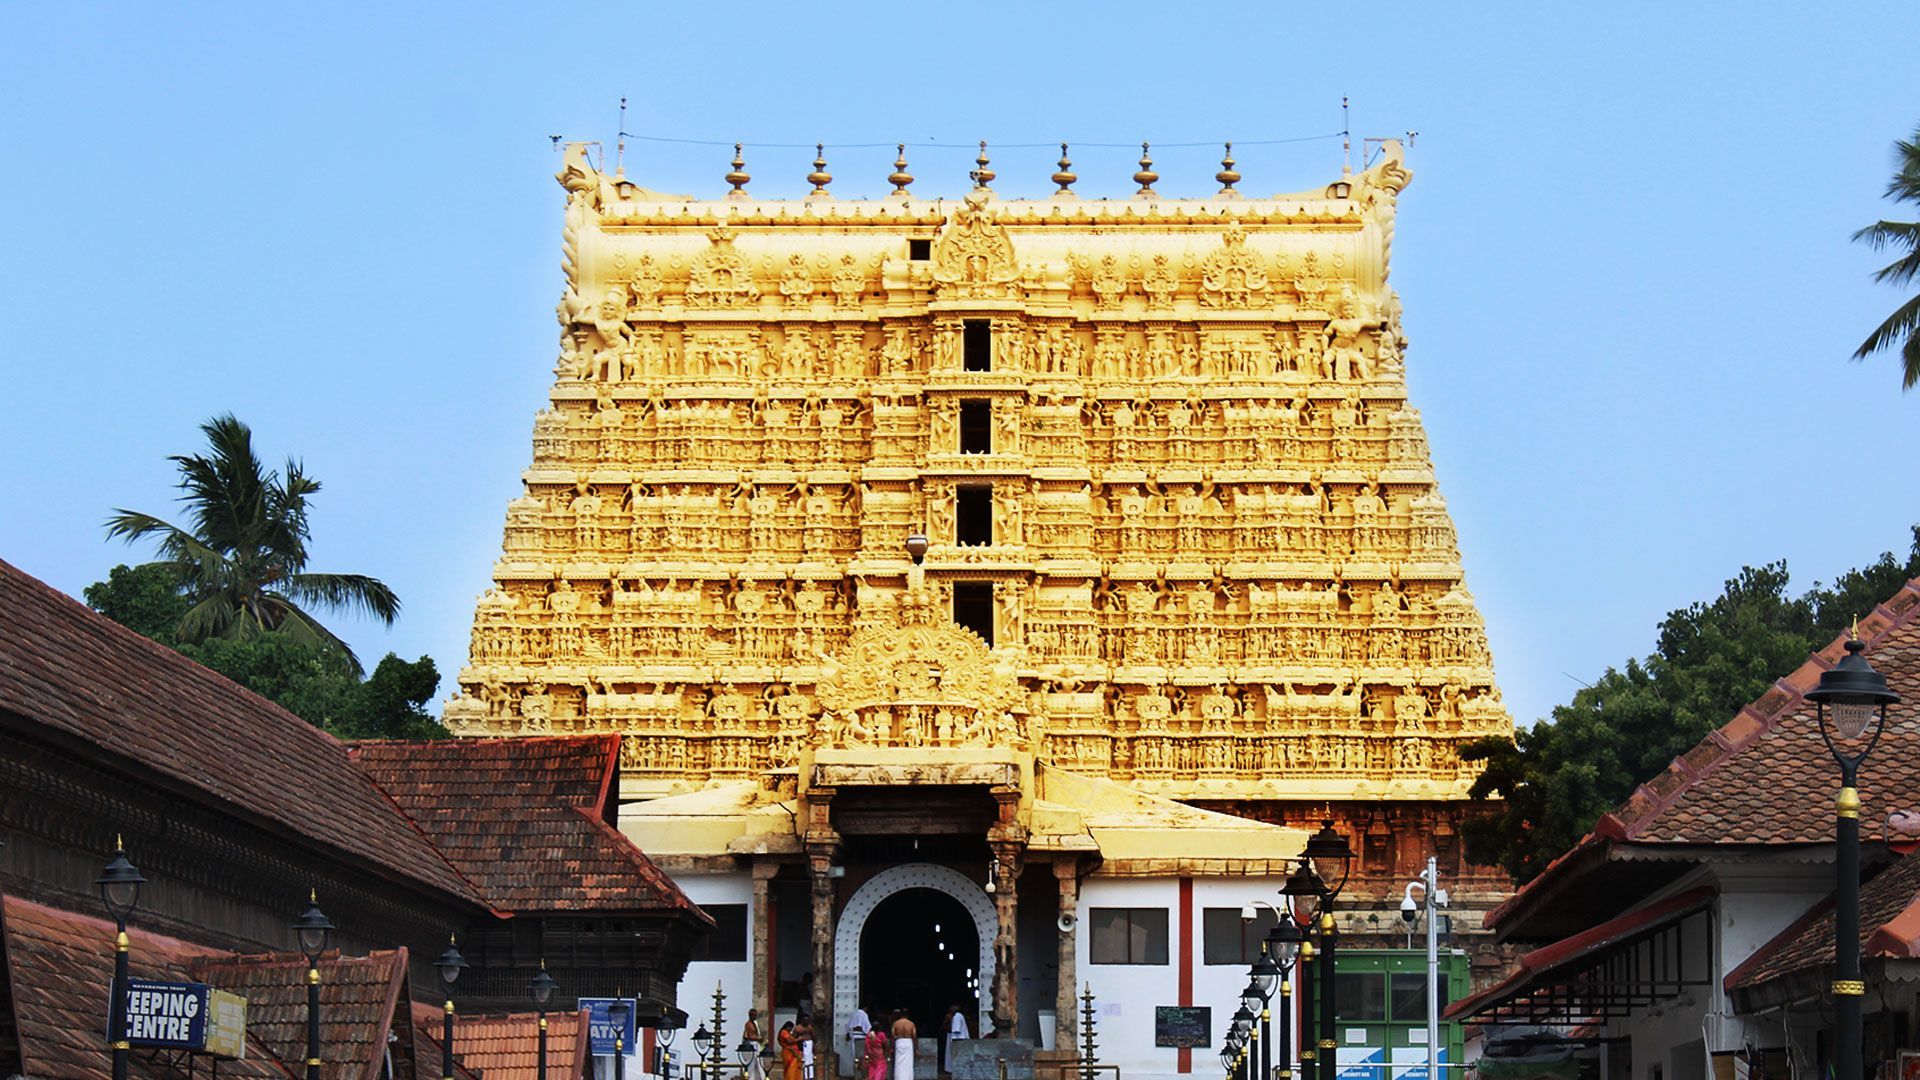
{"left": 0, "top": 558, "right": 478, "bottom": 904}
{"left": 437, "top": 1007, "right": 591, "bottom": 1080}
{"left": 352, "top": 738, "right": 698, "bottom": 915}
{"left": 1728, "top": 850, "right": 1920, "bottom": 995}
{"left": 190, "top": 949, "right": 406, "bottom": 1080}
{"left": 1488, "top": 576, "right": 1920, "bottom": 931}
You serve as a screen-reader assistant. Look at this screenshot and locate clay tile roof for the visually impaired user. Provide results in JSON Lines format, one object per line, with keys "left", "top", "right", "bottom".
{"left": 439, "top": 1008, "right": 591, "bottom": 1080}
{"left": 407, "top": 1002, "right": 492, "bottom": 1080}
{"left": 0, "top": 894, "right": 290, "bottom": 1080}
{"left": 189, "top": 949, "right": 407, "bottom": 1080}
{"left": 1488, "top": 575, "right": 1920, "bottom": 931}
{"left": 1728, "top": 850, "right": 1920, "bottom": 994}
{"left": 0, "top": 559, "right": 480, "bottom": 906}
{"left": 351, "top": 737, "right": 700, "bottom": 915}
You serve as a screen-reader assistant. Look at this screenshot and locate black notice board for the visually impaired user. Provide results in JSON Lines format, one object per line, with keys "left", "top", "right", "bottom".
{"left": 1154, "top": 1006, "right": 1211, "bottom": 1048}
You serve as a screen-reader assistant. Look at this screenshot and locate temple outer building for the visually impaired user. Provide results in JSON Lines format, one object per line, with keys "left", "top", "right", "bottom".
{"left": 447, "top": 139, "right": 1515, "bottom": 1079}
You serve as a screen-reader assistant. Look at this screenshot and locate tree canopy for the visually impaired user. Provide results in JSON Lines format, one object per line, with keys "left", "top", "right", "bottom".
{"left": 1461, "top": 528, "right": 1920, "bottom": 883}
{"left": 105, "top": 414, "right": 400, "bottom": 672}
{"left": 85, "top": 567, "right": 447, "bottom": 740}
{"left": 1853, "top": 122, "right": 1920, "bottom": 389}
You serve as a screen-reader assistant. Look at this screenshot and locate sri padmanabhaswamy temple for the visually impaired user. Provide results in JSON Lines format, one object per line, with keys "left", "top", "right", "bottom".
{"left": 443, "top": 139, "right": 1515, "bottom": 1080}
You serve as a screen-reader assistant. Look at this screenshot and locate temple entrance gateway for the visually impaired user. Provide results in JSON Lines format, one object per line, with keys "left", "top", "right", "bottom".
{"left": 832, "top": 863, "right": 997, "bottom": 1075}
{"left": 858, "top": 888, "right": 979, "bottom": 1073}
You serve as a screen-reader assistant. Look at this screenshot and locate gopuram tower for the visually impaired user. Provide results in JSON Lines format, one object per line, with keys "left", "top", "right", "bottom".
{"left": 448, "top": 140, "right": 1514, "bottom": 1071}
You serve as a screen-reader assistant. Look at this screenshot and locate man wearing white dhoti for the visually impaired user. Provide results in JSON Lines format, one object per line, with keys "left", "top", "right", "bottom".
{"left": 944, "top": 1004, "right": 969, "bottom": 1072}
{"left": 890, "top": 1011, "right": 918, "bottom": 1080}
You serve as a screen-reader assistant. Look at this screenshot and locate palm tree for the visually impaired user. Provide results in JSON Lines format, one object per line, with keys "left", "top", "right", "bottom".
{"left": 106, "top": 414, "right": 400, "bottom": 672}
{"left": 1853, "top": 123, "right": 1920, "bottom": 389}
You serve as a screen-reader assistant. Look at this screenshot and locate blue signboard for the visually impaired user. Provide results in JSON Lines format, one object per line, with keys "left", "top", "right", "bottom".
{"left": 122, "top": 979, "right": 210, "bottom": 1050}
{"left": 579, "top": 997, "right": 639, "bottom": 1057}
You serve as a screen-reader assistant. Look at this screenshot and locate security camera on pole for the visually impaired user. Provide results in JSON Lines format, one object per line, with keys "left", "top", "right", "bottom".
{"left": 1398, "top": 858, "right": 1448, "bottom": 1080}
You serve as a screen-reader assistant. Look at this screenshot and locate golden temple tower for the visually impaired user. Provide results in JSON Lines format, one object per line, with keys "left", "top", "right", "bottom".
{"left": 448, "top": 138, "right": 1510, "bottom": 800}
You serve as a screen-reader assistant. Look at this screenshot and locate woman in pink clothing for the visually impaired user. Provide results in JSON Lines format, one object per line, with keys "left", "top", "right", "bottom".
{"left": 864, "top": 1015, "right": 891, "bottom": 1080}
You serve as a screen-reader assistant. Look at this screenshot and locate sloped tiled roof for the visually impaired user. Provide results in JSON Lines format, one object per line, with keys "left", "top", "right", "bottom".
{"left": 353, "top": 738, "right": 699, "bottom": 915}
{"left": 436, "top": 1007, "right": 591, "bottom": 1080}
{"left": 1488, "top": 577, "right": 1920, "bottom": 931}
{"left": 406, "top": 1002, "right": 486, "bottom": 1080}
{"left": 190, "top": 949, "right": 405, "bottom": 1080}
{"left": 1728, "top": 849, "right": 1920, "bottom": 995}
{"left": 0, "top": 895, "right": 290, "bottom": 1080}
{"left": 0, "top": 558, "right": 479, "bottom": 904}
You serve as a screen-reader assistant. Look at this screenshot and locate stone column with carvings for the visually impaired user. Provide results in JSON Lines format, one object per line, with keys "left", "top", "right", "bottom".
{"left": 987, "top": 786, "right": 1027, "bottom": 1036}
{"left": 804, "top": 788, "right": 840, "bottom": 1078}
{"left": 752, "top": 860, "right": 779, "bottom": 1037}
{"left": 1053, "top": 859, "right": 1081, "bottom": 1051}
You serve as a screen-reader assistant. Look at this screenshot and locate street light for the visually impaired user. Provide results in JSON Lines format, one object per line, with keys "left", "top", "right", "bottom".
{"left": 530, "top": 962, "right": 559, "bottom": 1080}
{"left": 694, "top": 1025, "right": 714, "bottom": 1079}
{"left": 609, "top": 997, "right": 633, "bottom": 1080}
{"left": 1808, "top": 635, "right": 1900, "bottom": 1080}
{"left": 292, "top": 891, "right": 334, "bottom": 1080}
{"left": 1301, "top": 823, "right": 1353, "bottom": 1080}
{"left": 97, "top": 838, "right": 145, "bottom": 1080}
{"left": 436, "top": 936, "right": 467, "bottom": 1080}
{"left": 1399, "top": 862, "right": 1449, "bottom": 1080}
{"left": 737, "top": 1039, "right": 758, "bottom": 1077}
{"left": 1250, "top": 951, "right": 1279, "bottom": 1080}
{"left": 1281, "top": 860, "right": 1325, "bottom": 1079}
{"left": 1267, "top": 918, "right": 1304, "bottom": 1080}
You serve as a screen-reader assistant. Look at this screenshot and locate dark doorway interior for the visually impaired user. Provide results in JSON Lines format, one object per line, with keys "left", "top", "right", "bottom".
{"left": 859, "top": 887, "right": 979, "bottom": 1075}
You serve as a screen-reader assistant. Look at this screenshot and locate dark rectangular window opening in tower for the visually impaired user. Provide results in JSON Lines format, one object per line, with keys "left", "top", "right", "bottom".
{"left": 909, "top": 238, "right": 932, "bottom": 261}
{"left": 959, "top": 400, "right": 991, "bottom": 454}
{"left": 963, "top": 320, "right": 991, "bottom": 372}
{"left": 952, "top": 582, "right": 995, "bottom": 647}
{"left": 957, "top": 486, "right": 993, "bottom": 546}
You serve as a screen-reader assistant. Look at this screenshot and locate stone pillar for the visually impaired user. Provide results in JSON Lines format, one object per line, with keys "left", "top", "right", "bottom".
{"left": 1053, "top": 859, "right": 1081, "bottom": 1052}
{"left": 804, "top": 787, "right": 840, "bottom": 1079}
{"left": 987, "top": 785, "right": 1027, "bottom": 1037}
{"left": 752, "top": 860, "right": 779, "bottom": 1037}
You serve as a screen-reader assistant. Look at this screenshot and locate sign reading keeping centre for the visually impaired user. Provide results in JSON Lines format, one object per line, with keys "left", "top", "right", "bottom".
{"left": 579, "top": 997, "right": 639, "bottom": 1056}
{"left": 122, "top": 979, "right": 210, "bottom": 1049}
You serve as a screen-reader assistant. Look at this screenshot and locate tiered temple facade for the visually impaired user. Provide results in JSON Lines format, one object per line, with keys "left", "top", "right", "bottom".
{"left": 447, "top": 140, "right": 1514, "bottom": 1079}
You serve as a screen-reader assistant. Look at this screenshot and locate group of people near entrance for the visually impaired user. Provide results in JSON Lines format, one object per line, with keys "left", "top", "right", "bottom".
{"left": 745, "top": 1003, "right": 971, "bottom": 1080}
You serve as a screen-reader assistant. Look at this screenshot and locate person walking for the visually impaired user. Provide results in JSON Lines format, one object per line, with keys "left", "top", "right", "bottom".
{"left": 744, "top": 1010, "right": 766, "bottom": 1080}
{"left": 778, "top": 1022, "right": 803, "bottom": 1080}
{"left": 890, "top": 1010, "right": 917, "bottom": 1080}
{"left": 864, "top": 1014, "right": 891, "bottom": 1080}
{"left": 847, "top": 1004, "right": 872, "bottom": 1077}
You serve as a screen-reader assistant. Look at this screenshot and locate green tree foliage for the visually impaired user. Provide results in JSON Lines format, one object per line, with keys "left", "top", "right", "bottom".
{"left": 1462, "top": 528, "right": 1920, "bottom": 883}
{"left": 1853, "top": 122, "right": 1920, "bottom": 389}
{"left": 105, "top": 414, "right": 400, "bottom": 672}
{"left": 174, "top": 636, "right": 447, "bottom": 740}
{"left": 82, "top": 563, "right": 191, "bottom": 644}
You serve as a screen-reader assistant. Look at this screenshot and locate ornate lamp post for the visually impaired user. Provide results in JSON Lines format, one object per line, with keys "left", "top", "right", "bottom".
{"left": 435, "top": 936, "right": 467, "bottom": 1080}
{"left": 1301, "top": 822, "right": 1353, "bottom": 1080}
{"left": 97, "top": 839, "right": 145, "bottom": 1080}
{"left": 694, "top": 1025, "right": 714, "bottom": 1080}
{"left": 1808, "top": 636, "right": 1900, "bottom": 1080}
{"left": 529, "top": 962, "right": 558, "bottom": 1080}
{"left": 1239, "top": 973, "right": 1265, "bottom": 1080}
{"left": 1230, "top": 1005, "right": 1254, "bottom": 1080}
{"left": 1250, "top": 951, "right": 1279, "bottom": 1080}
{"left": 1266, "top": 917, "right": 1303, "bottom": 1080}
{"left": 736, "top": 1039, "right": 758, "bottom": 1080}
{"left": 1280, "top": 861, "right": 1323, "bottom": 1079}
{"left": 292, "top": 892, "right": 335, "bottom": 1080}
{"left": 610, "top": 997, "right": 633, "bottom": 1080}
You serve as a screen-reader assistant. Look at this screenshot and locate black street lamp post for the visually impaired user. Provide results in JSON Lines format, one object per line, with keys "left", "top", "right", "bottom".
{"left": 1808, "top": 636, "right": 1900, "bottom": 1080}
{"left": 612, "top": 997, "right": 635, "bottom": 1080}
{"left": 1266, "top": 917, "right": 1303, "bottom": 1080}
{"left": 1281, "top": 861, "right": 1323, "bottom": 1080}
{"left": 1239, "top": 977, "right": 1263, "bottom": 1080}
{"left": 1250, "top": 951, "right": 1279, "bottom": 1080}
{"left": 436, "top": 937, "right": 468, "bottom": 1080}
{"left": 292, "top": 892, "right": 335, "bottom": 1080}
{"left": 1301, "top": 823, "right": 1353, "bottom": 1080}
{"left": 530, "top": 962, "right": 558, "bottom": 1080}
{"left": 97, "top": 839, "right": 145, "bottom": 1080}
{"left": 736, "top": 1039, "right": 757, "bottom": 1080}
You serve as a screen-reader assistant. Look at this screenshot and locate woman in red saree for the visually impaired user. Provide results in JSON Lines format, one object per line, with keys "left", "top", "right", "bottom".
{"left": 779, "top": 1022, "right": 803, "bottom": 1080}
{"left": 864, "top": 1017, "right": 890, "bottom": 1080}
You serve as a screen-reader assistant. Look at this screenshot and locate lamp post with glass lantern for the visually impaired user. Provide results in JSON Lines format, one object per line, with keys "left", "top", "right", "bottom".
{"left": 1266, "top": 916, "right": 1303, "bottom": 1080}
{"left": 737, "top": 1039, "right": 758, "bottom": 1080}
{"left": 97, "top": 839, "right": 145, "bottom": 1080}
{"left": 1280, "top": 861, "right": 1323, "bottom": 1080}
{"left": 292, "top": 892, "right": 334, "bottom": 1080}
{"left": 1250, "top": 951, "right": 1279, "bottom": 1080}
{"left": 1301, "top": 823, "right": 1353, "bottom": 1080}
{"left": 609, "top": 997, "right": 633, "bottom": 1080}
{"left": 529, "top": 963, "right": 558, "bottom": 1080}
{"left": 1808, "top": 636, "right": 1900, "bottom": 1080}
{"left": 436, "top": 937, "right": 467, "bottom": 1080}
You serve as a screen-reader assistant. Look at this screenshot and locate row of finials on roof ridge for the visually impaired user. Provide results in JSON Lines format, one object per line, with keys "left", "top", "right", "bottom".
{"left": 693, "top": 141, "right": 1343, "bottom": 201}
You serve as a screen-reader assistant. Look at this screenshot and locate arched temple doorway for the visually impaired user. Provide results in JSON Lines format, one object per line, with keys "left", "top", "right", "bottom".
{"left": 832, "top": 864, "right": 996, "bottom": 1075}
{"left": 859, "top": 889, "right": 979, "bottom": 1071}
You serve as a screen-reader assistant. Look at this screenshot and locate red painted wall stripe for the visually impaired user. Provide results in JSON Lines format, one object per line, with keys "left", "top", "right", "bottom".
{"left": 1178, "top": 877, "right": 1193, "bottom": 1074}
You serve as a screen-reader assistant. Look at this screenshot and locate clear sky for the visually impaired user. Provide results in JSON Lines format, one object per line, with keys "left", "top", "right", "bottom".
{"left": 2, "top": 3, "right": 1917, "bottom": 727}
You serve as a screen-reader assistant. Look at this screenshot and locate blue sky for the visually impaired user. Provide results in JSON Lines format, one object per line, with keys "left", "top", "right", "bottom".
{"left": 2, "top": 3, "right": 1916, "bottom": 727}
